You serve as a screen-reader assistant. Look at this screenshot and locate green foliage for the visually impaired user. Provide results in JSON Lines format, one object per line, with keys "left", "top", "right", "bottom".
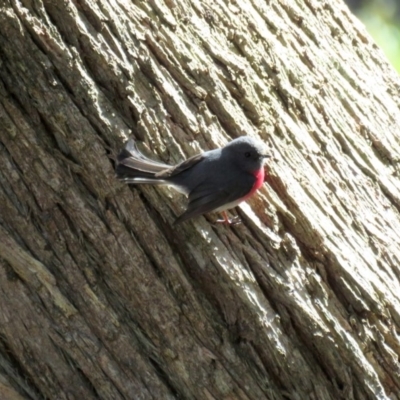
{"left": 355, "top": 0, "right": 400, "bottom": 72}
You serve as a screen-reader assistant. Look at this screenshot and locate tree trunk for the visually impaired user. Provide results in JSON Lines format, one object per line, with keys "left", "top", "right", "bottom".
{"left": 1, "top": 0, "right": 400, "bottom": 399}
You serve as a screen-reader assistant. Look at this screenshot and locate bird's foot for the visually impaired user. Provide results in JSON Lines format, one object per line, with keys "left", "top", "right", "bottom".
{"left": 215, "top": 212, "right": 241, "bottom": 225}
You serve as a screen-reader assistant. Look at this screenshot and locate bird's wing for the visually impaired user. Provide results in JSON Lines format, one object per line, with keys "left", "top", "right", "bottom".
{"left": 155, "top": 153, "right": 204, "bottom": 178}
{"left": 116, "top": 138, "right": 171, "bottom": 175}
{"left": 174, "top": 178, "right": 254, "bottom": 224}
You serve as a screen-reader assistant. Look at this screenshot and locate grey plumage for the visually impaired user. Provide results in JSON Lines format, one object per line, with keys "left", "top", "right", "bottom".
{"left": 116, "top": 137, "right": 269, "bottom": 224}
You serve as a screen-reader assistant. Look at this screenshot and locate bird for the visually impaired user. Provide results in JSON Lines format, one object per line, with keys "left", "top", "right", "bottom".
{"left": 116, "top": 136, "right": 270, "bottom": 224}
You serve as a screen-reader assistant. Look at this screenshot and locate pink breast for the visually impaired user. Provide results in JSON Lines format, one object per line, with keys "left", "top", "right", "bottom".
{"left": 215, "top": 168, "right": 266, "bottom": 212}
{"left": 242, "top": 168, "right": 265, "bottom": 201}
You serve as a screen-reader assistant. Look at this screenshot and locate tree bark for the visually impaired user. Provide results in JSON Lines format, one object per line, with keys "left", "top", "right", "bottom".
{"left": 1, "top": 0, "right": 400, "bottom": 399}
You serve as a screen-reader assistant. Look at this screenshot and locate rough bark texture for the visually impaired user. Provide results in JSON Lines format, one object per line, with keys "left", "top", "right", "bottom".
{"left": 0, "top": 0, "right": 400, "bottom": 399}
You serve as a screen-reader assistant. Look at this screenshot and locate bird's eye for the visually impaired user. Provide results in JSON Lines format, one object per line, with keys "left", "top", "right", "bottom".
{"left": 244, "top": 152, "right": 251, "bottom": 158}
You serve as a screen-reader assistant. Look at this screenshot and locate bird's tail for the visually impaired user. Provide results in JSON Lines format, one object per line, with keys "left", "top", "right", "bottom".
{"left": 116, "top": 139, "right": 171, "bottom": 185}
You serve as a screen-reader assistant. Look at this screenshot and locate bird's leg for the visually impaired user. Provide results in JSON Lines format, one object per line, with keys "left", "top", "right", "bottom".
{"left": 216, "top": 211, "right": 241, "bottom": 225}
{"left": 222, "top": 211, "right": 230, "bottom": 224}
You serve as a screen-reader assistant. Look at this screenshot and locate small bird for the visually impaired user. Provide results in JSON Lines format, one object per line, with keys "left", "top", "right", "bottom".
{"left": 116, "top": 136, "right": 270, "bottom": 224}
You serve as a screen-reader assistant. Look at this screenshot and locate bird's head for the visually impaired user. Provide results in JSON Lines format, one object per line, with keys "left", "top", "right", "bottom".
{"left": 223, "top": 136, "right": 270, "bottom": 173}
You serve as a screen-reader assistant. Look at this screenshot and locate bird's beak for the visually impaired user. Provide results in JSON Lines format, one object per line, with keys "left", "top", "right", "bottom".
{"left": 261, "top": 154, "right": 271, "bottom": 160}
